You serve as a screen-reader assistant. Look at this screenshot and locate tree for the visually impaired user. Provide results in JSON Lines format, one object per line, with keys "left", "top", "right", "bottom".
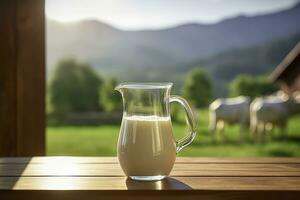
{"left": 49, "top": 58, "right": 103, "bottom": 114}
{"left": 229, "top": 74, "right": 278, "bottom": 98}
{"left": 101, "top": 78, "right": 122, "bottom": 112}
{"left": 183, "top": 68, "right": 213, "bottom": 108}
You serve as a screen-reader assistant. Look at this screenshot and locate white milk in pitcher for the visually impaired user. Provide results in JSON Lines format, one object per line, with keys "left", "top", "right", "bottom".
{"left": 117, "top": 115, "right": 176, "bottom": 177}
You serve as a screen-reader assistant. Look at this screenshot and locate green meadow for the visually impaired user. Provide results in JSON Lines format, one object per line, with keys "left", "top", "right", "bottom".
{"left": 47, "top": 109, "right": 300, "bottom": 157}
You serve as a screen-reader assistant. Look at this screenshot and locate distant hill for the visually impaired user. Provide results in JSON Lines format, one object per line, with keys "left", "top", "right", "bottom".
{"left": 47, "top": 2, "right": 300, "bottom": 72}
{"left": 184, "top": 32, "right": 300, "bottom": 96}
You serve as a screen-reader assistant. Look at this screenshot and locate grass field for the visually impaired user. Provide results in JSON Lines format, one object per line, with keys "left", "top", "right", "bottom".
{"left": 47, "top": 109, "right": 300, "bottom": 157}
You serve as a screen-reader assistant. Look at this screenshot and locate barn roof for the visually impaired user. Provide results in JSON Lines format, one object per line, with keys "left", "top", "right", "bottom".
{"left": 270, "top": 42, "right": 300, "bottom": 86}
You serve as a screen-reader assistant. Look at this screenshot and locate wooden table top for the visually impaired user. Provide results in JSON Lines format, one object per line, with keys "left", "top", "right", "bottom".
{"left": 0, "top": 157, "right": 300, "bottom": 200}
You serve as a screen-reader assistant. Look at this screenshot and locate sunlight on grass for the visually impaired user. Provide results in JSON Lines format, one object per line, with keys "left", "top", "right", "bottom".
{"left": 47, "top": 109, "right": 300, "bottom": 157}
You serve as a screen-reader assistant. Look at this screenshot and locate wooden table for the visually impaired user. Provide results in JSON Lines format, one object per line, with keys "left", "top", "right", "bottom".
{"left": 0, "top": 157, "right": 299, "bottom": 199}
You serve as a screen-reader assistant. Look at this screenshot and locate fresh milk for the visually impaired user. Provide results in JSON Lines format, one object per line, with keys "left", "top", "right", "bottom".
{"left": 117, "top": 115, "right": 176, "bottom": 177}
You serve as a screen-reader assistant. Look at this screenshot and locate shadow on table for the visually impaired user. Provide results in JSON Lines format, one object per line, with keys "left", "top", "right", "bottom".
{"left": 0, "top": 157, "right": 32, "bottom": 189}
{"left": 125, "top": 177, "right": 192, "bottom": 190}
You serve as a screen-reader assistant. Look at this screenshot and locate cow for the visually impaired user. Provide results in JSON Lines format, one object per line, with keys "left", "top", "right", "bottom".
{"left": 250, "top": 94, "right": 300, "bottom": 141}
{"left": 209, "top": 96, "right": 250, "bottom": 141}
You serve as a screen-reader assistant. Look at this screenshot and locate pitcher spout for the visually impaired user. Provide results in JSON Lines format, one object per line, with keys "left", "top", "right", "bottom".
{"left": 114, "top": 82, "right": 173, "bottom": 116}
{"left": 115, "top": 84, "right": 124, "bottom": 93}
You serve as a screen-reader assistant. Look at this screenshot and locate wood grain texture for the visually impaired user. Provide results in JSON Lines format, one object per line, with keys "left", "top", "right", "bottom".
{"left": 0, "top": 163, "right": 299, "bottom": 177}
{"left": 0, "top": 0, "right": 18, "bottom": 156}
{"left": 0, "top": 190, "right": 299, "bottom": 200}
{"left": 0, "top": 157, "right": 300, "bottom": 164}
{"left": 0, "top": 157, "right": 299, "bottom": 199}
{"left": 0, "top": 177, "right": 300, "bottom": 191}
{"left": 15, "top": 0, "right": 45, "bottom": 156}
{"left": 0, "top": 0, "right": 45, "bottom": 156}
{"left": 0, "top": 158, "right": 299, "bottom": 178}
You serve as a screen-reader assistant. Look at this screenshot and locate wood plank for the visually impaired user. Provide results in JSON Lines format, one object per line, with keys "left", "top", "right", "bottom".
{"left": 0, "top": 163, "right": 299, "bottom": 177}
{"left": 0, "top": 190, "right": 299, "bottom": 200}
{"left": 15, "top": 0, "right": 45, "bottom": 156}
{"left": 0, "top": 177, "right": 299, "bottom": 190}
{"left": 1, "top": 157, "right": 300, "bottom": 164}
{"left": 0, "top": 0, "right": 45, "bottom": 156}
{"left": 0, "top": 0, "right": 18, "bottom": 156}
{"left": 176, "top": 157, "right": 300, "bottom": 164}
{"left": 0, "top": 157, "right": 300, "bottom": 199}
{"left": 0, "top": 157, "right": 118, "bottom": 164}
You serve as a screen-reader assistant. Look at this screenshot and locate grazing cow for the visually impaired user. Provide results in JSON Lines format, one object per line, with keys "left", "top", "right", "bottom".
{"left": 250, "top": 94, "right": 300, "bottom": 140}
{"left": 209, "top": 96, "right": 250, "bottom": 140}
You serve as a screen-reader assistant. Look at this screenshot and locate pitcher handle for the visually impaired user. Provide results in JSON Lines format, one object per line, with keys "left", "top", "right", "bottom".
{"left": 169, "top": 95, "right": 197, "bottom": 153}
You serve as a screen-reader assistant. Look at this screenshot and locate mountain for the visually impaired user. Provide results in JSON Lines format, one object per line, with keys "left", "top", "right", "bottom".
{"left": 185, "top": 32, "right": 300, "bottom": 96}
{"left": 47, "top": 3, "right": 300, "bottom": 72}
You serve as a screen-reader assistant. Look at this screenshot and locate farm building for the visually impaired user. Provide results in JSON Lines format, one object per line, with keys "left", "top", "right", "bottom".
{"left": 270, "top": 42, "right": 300, "bottom": 95}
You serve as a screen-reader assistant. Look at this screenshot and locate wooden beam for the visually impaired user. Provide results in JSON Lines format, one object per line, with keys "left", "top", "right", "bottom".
{"left": 0, "top": 0, "right": 45, "bottom": 156}
{"left": 0, "top": 0, "right": 18, "bottom": 156}
{"left": 15, "top": 0, "right": 45, "bottom": 156}
{"left": 270, "top": 42, "right": 300, "bottom": 86}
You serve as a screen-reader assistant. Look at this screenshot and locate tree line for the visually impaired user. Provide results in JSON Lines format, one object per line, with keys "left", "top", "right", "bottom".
{"left": 49, "top": 59, "right": 121, "bottom": 114}
{"left": 48, "top": 58, "right": 278, "bottom": 114}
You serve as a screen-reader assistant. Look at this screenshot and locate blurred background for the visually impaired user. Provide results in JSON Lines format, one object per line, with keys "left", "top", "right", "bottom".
{"left": 46, "top": 0, "right": 300, "bottom": 157}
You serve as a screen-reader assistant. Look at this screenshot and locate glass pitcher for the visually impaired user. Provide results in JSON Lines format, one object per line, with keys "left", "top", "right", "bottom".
{"left": 115, "top": 82, "right": 196, "bottom": 181}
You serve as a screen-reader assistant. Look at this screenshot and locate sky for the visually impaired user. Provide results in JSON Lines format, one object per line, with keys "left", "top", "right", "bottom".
{"left": 46, "top": 0, "right": 299, "bottom": 30}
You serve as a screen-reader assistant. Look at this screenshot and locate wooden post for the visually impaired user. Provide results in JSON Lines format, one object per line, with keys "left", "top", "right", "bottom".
{"left": 0, "top": 0, "right": 45, "bottom": 156}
